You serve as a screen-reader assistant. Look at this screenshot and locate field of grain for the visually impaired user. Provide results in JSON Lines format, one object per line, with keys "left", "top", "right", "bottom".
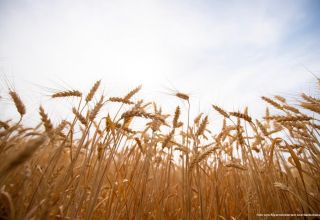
{"left": 0, "top": 80, "right": 319, "bottom": 219}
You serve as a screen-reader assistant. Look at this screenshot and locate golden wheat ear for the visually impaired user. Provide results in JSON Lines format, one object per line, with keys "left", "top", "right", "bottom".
{"left": 212, "top": 105, "right": 229, "bottom": 118}
{"left": 39, "top": 106, "right": 53, "bottom": 135}
{"left": 173, "top": 106, "right": 181, "bottom": 128}
{"left": 52, "top": 90, "right": 82, "bottom": 98}
{"left": 123, "top": 85, "right": 142, "bottom": 101}
{"left": 72, "top": 108, "right": 87, "bottom": 126}
{"left": 175, "top": 92, "right": 189, "bottom": 101}
{"left": 9, "top": 90, "right": 26, "bottom": 117}
{"left": 86, "top": 80, "right": 101, "bottom": 103}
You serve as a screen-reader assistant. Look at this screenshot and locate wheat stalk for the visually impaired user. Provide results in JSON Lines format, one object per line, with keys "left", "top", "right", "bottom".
{"left": 52, "top": 90, "right": 82, "bottom": 98}
{"left": 9, "top": 91, "right": 26, "bottom": 117}
{"left": 86, "top": 80, "right": 101, "bottom": 102}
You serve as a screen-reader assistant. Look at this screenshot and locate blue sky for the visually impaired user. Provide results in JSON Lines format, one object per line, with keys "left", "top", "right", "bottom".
{"left": 0, "top": 0, "right": 319, "bottom": 123}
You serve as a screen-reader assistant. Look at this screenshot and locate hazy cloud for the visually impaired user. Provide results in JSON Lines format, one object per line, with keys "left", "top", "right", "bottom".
{"left": 0, "top": 0, "right": 319, "bottom": 122}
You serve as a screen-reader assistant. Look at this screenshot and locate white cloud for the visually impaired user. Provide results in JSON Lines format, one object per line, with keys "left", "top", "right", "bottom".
{"left": 0, "top": 0, "right": 319, "bottom": 123}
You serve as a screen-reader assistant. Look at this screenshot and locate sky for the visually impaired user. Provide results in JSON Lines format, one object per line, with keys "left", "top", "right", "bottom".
{"left": 0, "top": 0, "right": 320, "bottom": 124}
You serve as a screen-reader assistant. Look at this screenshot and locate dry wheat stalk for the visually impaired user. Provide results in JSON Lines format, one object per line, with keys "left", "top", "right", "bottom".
{"left": 301, "top": 93, "right": 319, "bottom": 104}
{"left": 196, "top": 116, "right": 208, "bottom": 136}
{"left": 89, "top": 96, "right": 104, "bottom": 121}
{"left": 175, "top": 92, "right": 189, "bottom": 101}
{"left": 225, "top": 162, "right": 247, "bottom": 170}
{"left": 261, "top": 96, "right": 283, "bottom": 110}
{"left": 135, "top": 138, "right": 144, "bottom": 153}
{"left": 121, "top": 109, "right": 164, "bottom": 123}
{"left": 189, "top": 146, "right": 218, "bottom": 172}
{"left": 256, "top": 119, "right": 268, "bottom": 136}
{"left": 173, "top": 106, "right": 181, "bottom": 128}
{"left": 0, "top": 136, "right": 46, "bottom": 178}
{"left": 274, "top": 95, "right": 286, "bottom": 103}
{"left": 39, "top": 106, "right": 53, "bottom": 134}
{"left": 52, "top": 90, "right": 82, "bottom": 98}
{"left": 300, "top": 102, "right": 320, "bottom": 114}
{"left": 268, "top": 138, "right": 282, "bottom": 167}
{"left": 162, "top": 130, "right": 175, "bottom": 149}
{"left": 72, "top": 108, "right": 87, "bottom": 126}
{"left": 276, "top": 115, "right": 312, "bottom": 122}
{"left": 123, "top": 85, "right": 142, "bottom": 100}
{"left": 229, "top": 112, "right": 252, "bottom": 123}
{"left": 86, "top": 80, "right": 101, "bottom": 102}
{"left": 212, "top": 105, "right": 229, "bottom": 118}
{"left": 109, "top": 97, "right": 134, "bottom": 105}
{"left": 283, "top": 105, "right": 300, "bottom": 114}
{"left": 9, "top": 91, "right": 26, "bottom": 116}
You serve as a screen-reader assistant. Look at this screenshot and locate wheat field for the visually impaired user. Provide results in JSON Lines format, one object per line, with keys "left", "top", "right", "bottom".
{"left": 0, "top": 80, "right": 320, "bottom": 219}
